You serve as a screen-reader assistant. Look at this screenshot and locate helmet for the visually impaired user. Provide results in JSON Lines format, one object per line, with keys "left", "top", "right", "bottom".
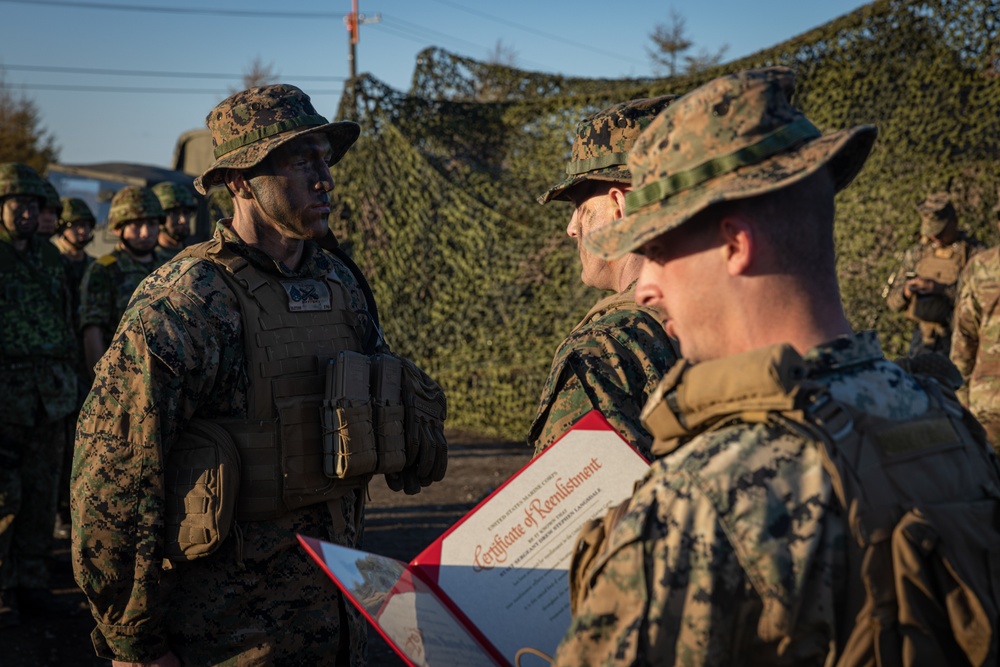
{"left": 152, "top": 181, "right": 197, "bottom": 212}
{"left": 0, "top": 163, "right": 48, "bottom": 202}
{"left": 107, "top": 185, "right": 165, "bottom": 230}
{"left": 58, "top": 197, "right": 96, "bottom": 230}
{"left": 40, "top": 178, "right": 61, "bottom": 211}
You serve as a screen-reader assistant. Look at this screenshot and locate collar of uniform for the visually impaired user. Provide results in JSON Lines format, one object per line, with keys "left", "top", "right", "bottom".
{"left": 216, "top": 220, "right": 331, "bottom": 280}
{"left": 802, "top": 330, "right": 883, "bottom": 376}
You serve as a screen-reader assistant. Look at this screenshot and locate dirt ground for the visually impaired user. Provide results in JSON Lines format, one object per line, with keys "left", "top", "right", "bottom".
{"left": 0, "top": 433, "right": 530, "bottom": 666}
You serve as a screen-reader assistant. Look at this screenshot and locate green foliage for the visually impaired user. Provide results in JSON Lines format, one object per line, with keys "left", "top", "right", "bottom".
{"left": 0, "top": 71, "right": 59, "bottom": 172}
{"left": 332, "top": 0, "right": 1000, "bottom": 438}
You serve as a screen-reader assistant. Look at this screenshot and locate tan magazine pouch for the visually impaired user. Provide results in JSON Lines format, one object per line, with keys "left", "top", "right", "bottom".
{"left": 323, "top": 350, "right": 378, "bottom": 478}
{"left": 164, "top": 419, "right": 240, "bottom": 562}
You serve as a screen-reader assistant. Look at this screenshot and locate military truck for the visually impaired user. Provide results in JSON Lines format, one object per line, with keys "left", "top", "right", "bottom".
{"left": 44, "top": 161, "right": 212, "bottom": 258}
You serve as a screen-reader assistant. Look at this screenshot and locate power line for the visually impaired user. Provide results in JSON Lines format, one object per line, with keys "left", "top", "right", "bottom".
{"left": 2, "top": 64, "right": 345, "bottom": 82}
{"left": 0, "top": 0, "right": 340, "bottom": 19}
{"left": 421, "top": 0, "right": 646, "bottom": 66}
{"left": 12, "top": 83, "right": 341, "bottom": 95}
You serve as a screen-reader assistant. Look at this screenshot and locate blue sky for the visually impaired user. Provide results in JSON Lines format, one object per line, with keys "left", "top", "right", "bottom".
{"left": 2, "top": 0, "right": 870, "bottom": 168}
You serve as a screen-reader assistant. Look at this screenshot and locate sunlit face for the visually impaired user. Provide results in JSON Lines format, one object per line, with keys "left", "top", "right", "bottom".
{"left": 116, "top": 217, "right": 160, "bottom": 257}
{"left": 245, "top": 133, "right": 334, "bottom": 241}
{"left": 161, "top": 207, "right": 194, "bottom": 243}
{"left": 565, "top": 182, "right": 622, "bottom": 291}
{"left": 635, "top": 221, "right": 727, "bottom": 363}
{"left": 36, "top": 207, "right": 59, "bottom": 238}
{"left": 1, "top": 195, "right": 40, "bottom": 240}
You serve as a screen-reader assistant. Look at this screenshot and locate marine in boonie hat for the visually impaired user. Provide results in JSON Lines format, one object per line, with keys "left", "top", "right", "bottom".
{"left": 586, "top": 67, "right": 878, "bottom": 259}
{"left": 917, "top": 191, "right": 956, "bottom": 237}
{"left": 537, "top": 94, "right": 678, "bottom": 205}
{"left": 194, "top": 84, "right": 360, "bottom": 195}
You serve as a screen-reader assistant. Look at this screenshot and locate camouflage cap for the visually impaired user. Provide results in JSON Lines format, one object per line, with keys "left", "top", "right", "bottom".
{"left": 58, "top": 197, "right": 96, "bottom": 229}
{"left": 108, "top": 185, "right": 165, "bottom": 230}
{"left": 586, "top": 67, "right": 878, "bottom": 260}
{"left": 917, "top": 192, "right": 956, "bottom": 236}
{"left": 0, "top": 162, "right": 48, "bottom": 202}
{"left": 40, "top": 178, "right": 60, "bottom": 211}
{"left": 537, "top": 94, "right": 679, "bottom": 205}
{"left": 152, "top": 181, "right": 197, "bottom": 212}
{"left": 194, "top": 84, "right": 360, "bottom": 194}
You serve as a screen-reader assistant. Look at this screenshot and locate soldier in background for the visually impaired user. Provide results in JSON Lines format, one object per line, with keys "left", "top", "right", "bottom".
{"left": 35, "top": 178, "right": 61, "bottom": 240}
{"left": 50, "top": 197, "right": 97, "bottom": 540}
{"left": 884, "top": 191, "right": 983, "bottom": 355}
{"left": 152, "top": 180, "right": 196, "bottom": 262}
{"left": 529, "top": 96, "right": 680, "bottom": 458}
{"left": 78, "top": 185, "right": 164, "bottom": 377}
{"left": 951, "top": 200, "right": 1000, "bottom": 448}
{"left": 554, "top": 67, "right": 999, "bottom": 665}
{"left": 72, "top": 83, "right": 446, "bottom": 666}
{"left": 0, "top": 163, "right": 78, "bottom": 627}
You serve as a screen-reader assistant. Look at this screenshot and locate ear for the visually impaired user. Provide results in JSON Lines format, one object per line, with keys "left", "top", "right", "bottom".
{"left": 224, "top": 169, "right": 253, "bottom": 200}
{"left": 608, "top": 186, "right": 630, "bottom": 220}
{"left": 719, "top": 213, "right": 754, "bottom": 276}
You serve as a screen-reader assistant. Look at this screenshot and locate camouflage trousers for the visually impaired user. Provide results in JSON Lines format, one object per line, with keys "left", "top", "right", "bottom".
{"left": 109, "top": 497, "right": 369, "bottom": 666}
{"left": 0, "top": 417, "right": 67, "bottom": 590}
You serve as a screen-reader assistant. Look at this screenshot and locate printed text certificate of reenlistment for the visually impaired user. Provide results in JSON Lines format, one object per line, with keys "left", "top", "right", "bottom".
{"left": 411, "top": 412, "right": 649, "bottom": 663}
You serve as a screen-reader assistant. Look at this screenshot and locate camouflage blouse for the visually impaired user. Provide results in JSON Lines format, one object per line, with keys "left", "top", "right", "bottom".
{"left": 528, "top": 284, "right": 680, "bottom": 459}
{"left": 78, "top": 246, "right": 164, "bottom": 342}
{"left": 552, "top": 332, "right": 931, "bottom": 666}
{"left": 951, "top": 245, "right": 1000, "bottom": 444}
{"left": 72, "top": 222, "right": 371, "bottom": 665}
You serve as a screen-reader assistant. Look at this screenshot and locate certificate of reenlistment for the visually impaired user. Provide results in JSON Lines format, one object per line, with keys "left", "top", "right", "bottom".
{"left": 299, "top": 410, "right": 650, "bottom": 667}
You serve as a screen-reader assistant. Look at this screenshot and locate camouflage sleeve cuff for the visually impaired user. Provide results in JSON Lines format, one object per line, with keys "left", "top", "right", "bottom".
{"left": 91, "top": 621, "right": 171, "bottom": 663}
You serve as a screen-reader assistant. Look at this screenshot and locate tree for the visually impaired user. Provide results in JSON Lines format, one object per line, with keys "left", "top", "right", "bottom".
{"left": 486, "top": 40, "right": 519, "bottom": 68}
{"left": 647, "top": 9, "right": 729, "bottom": 77}
{"left": 232, "top": 56, "right": 279, "bottom": 92}
{"left": 0, "top": 71, "right": 59, "bottom": 172}
{"left": 647, "top": 9, "right": 692, "bottom": 77}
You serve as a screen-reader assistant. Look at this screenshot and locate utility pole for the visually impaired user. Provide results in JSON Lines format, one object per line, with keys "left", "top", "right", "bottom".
{"left": 344, "top": 0, "right": 381, "bottom": 80}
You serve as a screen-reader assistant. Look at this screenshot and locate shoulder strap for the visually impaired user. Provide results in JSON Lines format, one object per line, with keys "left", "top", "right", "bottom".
{"left": 317, "top": 232, "right": 384, "bottom": 353}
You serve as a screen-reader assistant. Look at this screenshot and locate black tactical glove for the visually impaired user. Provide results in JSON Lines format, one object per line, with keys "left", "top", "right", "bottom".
{"left": 385, "top": 358, "right": 448, "bottom": 494}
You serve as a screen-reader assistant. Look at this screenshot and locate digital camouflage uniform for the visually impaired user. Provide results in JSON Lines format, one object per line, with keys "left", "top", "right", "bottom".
{"left": 553, "top": 333, "right": 938, "bottom": 665}
{"left": 78, "top": 186, "right": 165, "bottom": 345}
{"left": 553, "top": 67, "right": 938, "bottom": 665}
{"left": 71, "top": 84, "right": 421, "bottom": 666}
{"left": 531, "top": 96, "right": 680, "bottom": 457}
{"left": 72, "top": 222, "right": 370, "bottom": 665}
{"left": 884, "top": 193, "right": 984, "bottom": 356}
{"left": 0, "top": 163, "right": 78, "bottom": 611}
{"left": 951, "top": 243, "right": 1000, "bottom": 447}
{"left": 528, "top": 284, "right": 679, "bottom": 457}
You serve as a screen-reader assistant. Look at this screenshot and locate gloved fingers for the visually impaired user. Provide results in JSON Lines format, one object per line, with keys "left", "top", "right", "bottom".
{"left": 415, "top": 421, "right": 435, "bottom": 480}
{"left": 384, "top": 472, "right": 403, "bottom": 492}
{"left": 401, "top": 467, "right": 421, "bottom": 495}
{"left": 426, "top": 426, "right": 447, "bottom": 484}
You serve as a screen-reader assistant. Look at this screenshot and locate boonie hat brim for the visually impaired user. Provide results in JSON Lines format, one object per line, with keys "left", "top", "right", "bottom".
{"left": 537, "top": 166, "right": 631, "bottom": 204}
{"left": 194, "top": 121, "right": 360, "bottom": 194}
{"left": 586, "top": 124, "right": 877, "bottom": 260}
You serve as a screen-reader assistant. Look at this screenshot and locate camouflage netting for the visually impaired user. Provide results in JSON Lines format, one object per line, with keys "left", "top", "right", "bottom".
{"left": 330, "top": 0, "right": 1000, "bottom": 439}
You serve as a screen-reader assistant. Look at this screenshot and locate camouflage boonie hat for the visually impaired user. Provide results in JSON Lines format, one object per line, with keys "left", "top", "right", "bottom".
{"left": 40, "top": 178, "right": 60, "bottom": 210}
{"left": 108, "top": 185, "right": 165, "bottom": 230}
{"left": 58, "top": 197, "right": 96, "bottom": 229}
{"left": 917, "top": 192, "right": 956, "bottom": 236}
{"left": 194, "top": 84, "right": 360, "bottom": 194}
{"left": 538, "top": 94, "right": 678, "bottom": 204}
{"left": 586, "top": 67, "right": 878, "bottom": 259}
{"left": 0, "top": 162, "right": 48, "bottom": 202}
{"left": 152, "top": 181, "right": 197, "bottom": 211}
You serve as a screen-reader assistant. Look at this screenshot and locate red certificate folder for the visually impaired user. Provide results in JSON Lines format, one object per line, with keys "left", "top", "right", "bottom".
{"left": 299, "top": 410, "right": 650, "bottom": 667}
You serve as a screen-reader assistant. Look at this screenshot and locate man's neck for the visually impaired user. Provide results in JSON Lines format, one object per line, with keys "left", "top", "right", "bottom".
{"left": 612, "top": 254, "right": 644, "bottom": 292}
{"left": 230, "top": 214, "right": 305, "bottom": 270}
